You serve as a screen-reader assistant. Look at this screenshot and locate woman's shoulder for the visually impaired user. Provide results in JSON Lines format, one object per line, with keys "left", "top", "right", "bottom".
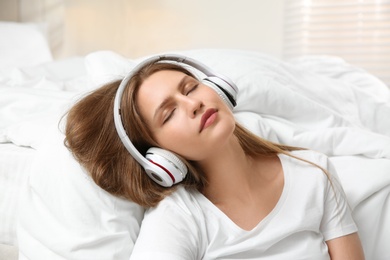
{"left": 287, "top": 149, "right": 330, "bottom": 168}
{"left": 280, "top": 150, "right": 335, "bottom": 184}
{"left": 132, "top": 188, "right": 208, "bottom": 258}
{"left": 145, "top": 186, "right": 204, "bottom": 220}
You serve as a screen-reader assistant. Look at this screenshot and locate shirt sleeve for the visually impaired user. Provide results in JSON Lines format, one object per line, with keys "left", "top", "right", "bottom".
{"left": 130, "top": 190, "right": 206, "bottom": 260}
{"left": 320, "top": 158, "right": 358, "bottom": 241}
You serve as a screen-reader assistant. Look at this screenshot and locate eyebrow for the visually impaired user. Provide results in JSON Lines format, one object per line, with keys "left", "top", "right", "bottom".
{"left": 152, "top": 75, "right": 191, "bottom": 122}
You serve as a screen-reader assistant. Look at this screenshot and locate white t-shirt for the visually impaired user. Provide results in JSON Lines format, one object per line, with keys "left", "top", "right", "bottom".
{"left": 130, "top": 151, "right": 357, "bottom": 260}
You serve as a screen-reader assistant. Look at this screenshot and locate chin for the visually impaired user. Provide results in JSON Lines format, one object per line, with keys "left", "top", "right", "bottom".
{"left": 212, "top": 116, "right": 236, "bottom": 141}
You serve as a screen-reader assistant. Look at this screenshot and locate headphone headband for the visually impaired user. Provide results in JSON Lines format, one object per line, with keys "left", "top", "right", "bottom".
{"left": 113, "top": 54, "right": 238, "bottom": 187}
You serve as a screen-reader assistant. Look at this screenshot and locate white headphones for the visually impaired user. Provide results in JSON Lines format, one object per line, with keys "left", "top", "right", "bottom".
{"left": 113, "top": 54, "right": 238, "bottom": 187}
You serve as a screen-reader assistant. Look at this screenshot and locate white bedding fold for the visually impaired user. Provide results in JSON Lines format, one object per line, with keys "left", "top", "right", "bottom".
{"left": 0, "top": 87, "right": 84, "bottom": 149}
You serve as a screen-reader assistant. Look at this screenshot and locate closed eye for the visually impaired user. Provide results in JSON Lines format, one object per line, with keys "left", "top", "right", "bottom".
{"left": 162, "top": 84, "right": 197, "bottom": 124}
{"left": 186, "top": 84, "right": 198, "bottom": 96}
{"left": 160, "top": 78, "right": 198, "bottom": 125}
{"left": 163, "top": 108, "right": 176, "bottom": 124}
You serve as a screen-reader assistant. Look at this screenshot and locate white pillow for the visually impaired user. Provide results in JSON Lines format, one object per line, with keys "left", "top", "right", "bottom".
{"left": 85, "top": 50, "right": 136, "bottom": 88}
{"left": 0, "top": 22, "right": 52, "bottom": 69}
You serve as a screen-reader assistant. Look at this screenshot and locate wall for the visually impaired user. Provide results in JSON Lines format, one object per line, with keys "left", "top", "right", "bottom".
{"left": 60, "top": 0, "right": 285, "bottom": 59}
{"left": 0, "top": 0, "right": 19, "bottom": 21}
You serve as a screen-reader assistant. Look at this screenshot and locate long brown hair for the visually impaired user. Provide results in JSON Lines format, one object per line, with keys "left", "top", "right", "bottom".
{"left": 65, "top": 61, "right": 313, "bottom": 208}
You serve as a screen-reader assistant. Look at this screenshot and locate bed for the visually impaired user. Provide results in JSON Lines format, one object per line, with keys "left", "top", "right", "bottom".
{"left": 1, "top": 22, "right": 390, "bottom": 260}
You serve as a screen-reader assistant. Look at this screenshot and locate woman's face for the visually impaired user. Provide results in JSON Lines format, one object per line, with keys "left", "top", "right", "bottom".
{"left": 136, "top": 69, "right": 236, "bottom": 161}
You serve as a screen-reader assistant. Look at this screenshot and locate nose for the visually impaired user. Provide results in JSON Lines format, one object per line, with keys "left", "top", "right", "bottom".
{"left": 181, "top": 96, "right": 203, "bottom": 118}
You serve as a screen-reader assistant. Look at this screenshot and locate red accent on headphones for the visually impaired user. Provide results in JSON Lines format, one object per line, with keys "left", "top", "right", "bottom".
{"left": 149, "top": 160, "right": 176, "bottom": 183}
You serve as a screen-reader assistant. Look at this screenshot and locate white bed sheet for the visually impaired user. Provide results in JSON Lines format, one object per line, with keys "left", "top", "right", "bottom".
{"left": 0, "top": 144, "right": 35, "bottom": 245}
{"left": 331, "top": 156, "right": 390, "bottom": 258}
{"left": 0, "top": 51, "right": 89, "bottom": 249}
{"left": 1, "top": 48, "right": 389, "bottom": 259}
{"left": 0, "top": 21, "right": 56, "bottom": 258}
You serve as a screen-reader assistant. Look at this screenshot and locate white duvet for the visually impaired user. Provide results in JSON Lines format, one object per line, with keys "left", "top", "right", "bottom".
{"left": 1, "top": 49, "right": 389, "bottom": 259}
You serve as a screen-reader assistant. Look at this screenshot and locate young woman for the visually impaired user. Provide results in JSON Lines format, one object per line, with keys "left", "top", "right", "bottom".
{"left": 65, "top": 56, "right": 365, "bottom": 259}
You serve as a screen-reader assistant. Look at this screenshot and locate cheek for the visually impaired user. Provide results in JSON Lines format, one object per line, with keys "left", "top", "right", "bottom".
{"left": 155, "top": 113, "right": 236, "bottom": 161}
{"left": 154, "top": 125, "right": 196, "bottom": 151}
{"left": 153, "top": 121, "right": 207, "bottom": 160}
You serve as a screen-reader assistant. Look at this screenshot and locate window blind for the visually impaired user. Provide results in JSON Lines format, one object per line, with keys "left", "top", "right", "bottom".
{"left": 283, "top": 0, "right": 390, "bottom": 86}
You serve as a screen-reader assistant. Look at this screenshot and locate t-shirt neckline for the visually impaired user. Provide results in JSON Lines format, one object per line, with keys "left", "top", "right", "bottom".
{"left": 194, "top": 153, "right": 291, "bottom": 233}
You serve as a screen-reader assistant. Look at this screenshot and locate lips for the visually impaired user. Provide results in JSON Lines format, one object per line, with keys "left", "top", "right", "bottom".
{"left": 199, "top": 108, "right": 218, "bottom": 132}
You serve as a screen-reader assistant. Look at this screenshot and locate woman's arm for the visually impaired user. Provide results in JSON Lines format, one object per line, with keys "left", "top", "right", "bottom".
{"left": 326, "top": 232, "right": 365, "bottom": 260}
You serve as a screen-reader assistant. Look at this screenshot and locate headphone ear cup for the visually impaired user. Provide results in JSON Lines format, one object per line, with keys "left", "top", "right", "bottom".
{"left": 201, "top": 78, "right": 234, "bottom": 110}
{"left": 145, "top": 147, "right": 188, "bottom": 186}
